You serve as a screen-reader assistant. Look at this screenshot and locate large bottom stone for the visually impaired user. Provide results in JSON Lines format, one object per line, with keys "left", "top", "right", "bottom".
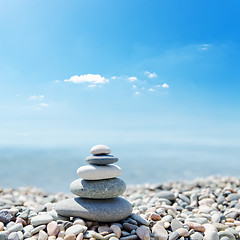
{"left": 70, "top": 178, "right": 126, "bottom": 199}
{"left": 55, "top": 197, "right": 132, "bottom": 222}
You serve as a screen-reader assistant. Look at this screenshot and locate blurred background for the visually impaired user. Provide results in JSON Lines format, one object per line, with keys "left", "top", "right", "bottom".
{"left": 0, "top": 0, "right": 240, "bottom": 192}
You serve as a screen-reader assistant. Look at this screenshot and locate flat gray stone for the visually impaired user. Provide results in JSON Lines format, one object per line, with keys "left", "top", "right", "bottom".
{"left": 70, "top": 178, "right": 126, "bottom": 199}
{"left": 55, "top": 197, "right": 132, "bottom": 222}
{"left": 86, "top": 155, "right": 118, "bottom": 165}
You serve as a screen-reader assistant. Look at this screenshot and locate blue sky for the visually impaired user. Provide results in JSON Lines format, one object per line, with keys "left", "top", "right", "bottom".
{"left": 0, "top": 0, "right": 240, "bottom": 151}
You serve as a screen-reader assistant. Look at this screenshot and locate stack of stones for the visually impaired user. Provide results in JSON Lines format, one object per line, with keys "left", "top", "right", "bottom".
{"left": 55, "top": 144, "right": 132, "bottom": 222}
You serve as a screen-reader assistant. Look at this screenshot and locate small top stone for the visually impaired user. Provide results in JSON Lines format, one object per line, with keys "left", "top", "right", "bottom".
{"left": 90, "top": 144, "right": 111, "bottom": 155}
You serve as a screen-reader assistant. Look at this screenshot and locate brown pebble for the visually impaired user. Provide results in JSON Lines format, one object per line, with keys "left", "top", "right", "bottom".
{"left": 185, "top": 222, "right": 205, "bottom": 232}
{"left": 110, "top": 225, "right": 121, "bottom": 238}
{"left": 226, "top": 218, "right": 235, "bottom": 223}
{"left": 15, "top": 217, "right": 27, "bottom": 226}
{"left": 64, "top": 234, "right": 76, "bottom": 240}
{"left": 0, "top": 222, "right": 4, "bottom": 231}
{"left": 149, "top": 213, "right": 161, "bottom": 221}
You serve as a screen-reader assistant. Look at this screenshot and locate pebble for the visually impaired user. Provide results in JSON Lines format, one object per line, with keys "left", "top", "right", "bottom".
{"left": 156, "top": 191, "right": 175, "bottom": 201}
{"left": 70, "top": 178, "right": 126, "bottom": 199}
{"left": 218, "top": 231, "right": 235, "bottom": 240}
{"left": 0, "top": 211, "right": 14, "bottom": 224}
{"left": 176, "top": 228, "right": 189, "bottom": 237}
{"left": 90, "top": 145, "right": 111, "bottom": 155}
{"left": 76, "top": 233, "right": 83, "bottom": 240}
{"left": 0, "top": 232, "right": 7, "bottom": 240}
{"left": 55, "top": 197, "right": 132, "bottom": 222}
{"left": 85, "top": 155, "right": 118, "bottom": 165}
{"left": 63, "top": 234, "right": 76, "bottom": 240}
{"left": 190, "top": 232, "right": 203, "bottom": 240}
{"left": 31, "top": 225, "right": 46, "bottom": 235}
{"left": 8, "top": 223, "right": 23, "bottom": 233}
{"left": 47, "top": 222, "right": 59, "bottom": 236}
{"left": 227, "top": 194, "right": 239, "bottom": 202}
{"left": 110, "top": 225, "right": 121, "bottom": 238}
{"left": 185, "top": 222, "right": 205, "bottom": 232}
{"left": 171, "top": 219, "right": 183, "bottom": 231}
{"left": 31, "top": 215, "right": 53, "bottom": 227}
{"left": 0, "top": 222, "right": 4, "bottom": 231}
{"left": 65, "top": 225, "right": 87, "bottom": 235}
{"left": 8, "top": 232, "right": 19, "bottom": 240}
{"left": 169, "top": 231, "right": 179, "bottom": 240}
{"left": 38, "top": 230, "right": 48, "bottom": 240}
{"left": 130, "top": 214, "right": 150, "bottom": 226}
{"left": 152, "top": 222, "right": 168, "bottom": 240}
{"left": 136, "top": 226, "right": 150, "bottom": 240}
{"left": 76, "top": 165, "right": 122, "bottom": 180}
{"left": 119, "top": 235, "right": 138, "bottom": 240}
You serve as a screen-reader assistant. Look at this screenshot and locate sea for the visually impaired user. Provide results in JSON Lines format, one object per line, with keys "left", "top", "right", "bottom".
{"left": 0, "top": 144, "right": 239, "bottom": 193}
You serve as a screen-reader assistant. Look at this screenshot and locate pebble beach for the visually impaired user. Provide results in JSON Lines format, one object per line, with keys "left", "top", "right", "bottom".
{"left": 1, "top": 176, "right": 240, "bottom": 240}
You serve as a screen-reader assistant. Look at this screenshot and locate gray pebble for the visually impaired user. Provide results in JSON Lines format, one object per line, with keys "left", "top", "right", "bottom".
{"left": 120, "top": 235, "right": 138, "bottom": 240}
{"left": 130, "top": 213, "right": 150, "bottom": 226}
{"left": 7, "top": 232, "right": 19, "bottom": 240}
{"left": 65, "top": 225, "right": 87, "bottom": 235}
{"left": 190, "top": 232, "right": 203, "bottom": 240}
{"left": 171, "top": 219, "right": 183, "bottom": 231}
{"left": 31, "top": 214, "right": 53, "bottom": 226}
{"left": 169, "top": 231, "right": 179, "bottom": 240}
{"left": 156, "top": 191, "right": 175, "bottom": 201}
{"left": 0, "top": 232, "right": 8, "bottom": 240}
{"left": 30, "top": 225, "right": 46, "bottom": 235}
{"left": 7, "top": 224, "right": 23, "bottom": 233}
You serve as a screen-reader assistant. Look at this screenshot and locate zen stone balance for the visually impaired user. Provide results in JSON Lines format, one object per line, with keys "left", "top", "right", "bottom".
{"left": 55, "top": 144, "right": 132, "bottom": 222}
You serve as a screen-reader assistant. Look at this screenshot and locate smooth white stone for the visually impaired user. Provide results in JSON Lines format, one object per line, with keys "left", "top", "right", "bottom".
{"left": 90, "top": 145, "right": 111, "bottom": 155}
{"left": 77, "top": 164, "right": 121, "bottom": 180}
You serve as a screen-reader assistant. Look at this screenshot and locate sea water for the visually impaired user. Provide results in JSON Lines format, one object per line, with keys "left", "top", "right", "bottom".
{"left": 0, "top": 144, "right": 239, "bottom": 193}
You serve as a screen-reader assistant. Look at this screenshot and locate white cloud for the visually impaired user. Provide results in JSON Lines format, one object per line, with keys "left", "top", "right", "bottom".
{"left": 64, "top": 74, "right": 109, "bottom": 84}
{"left": 144, "top": 71, "right": 157, "bottom": 78}
{"left": 148, "top": 88, "right": 155, "bottom": 92}
{"left": 112, "top": 76, "right": 117, "bottom": 79}
{"left": 135, "top": 92, "right": 140, "bottom": 95}
{"left": 39, "top": 103, "right": 49, "bottom": 107}
{"left": 162, "top": 83, "right": 169, "bottom": 88}
{"left": 128, "top": 77, "right": 137, "bottom": 82}
{"left": 155, "top": 85, "right": 161, "bottom": 88}
{"left": 200, "top": 43, "right": 211, "bottom": 51}
{"left": 88, "top": 84, "right": 97, "bottom": 88}
{"left": 29, "top": 95, "right": 44, "bottom": 101}
{"left": 132, "top": 85, "right": 137, "bottom": 88}
{"left": 55, "top": 80, "right": 60, "bottom": 83}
